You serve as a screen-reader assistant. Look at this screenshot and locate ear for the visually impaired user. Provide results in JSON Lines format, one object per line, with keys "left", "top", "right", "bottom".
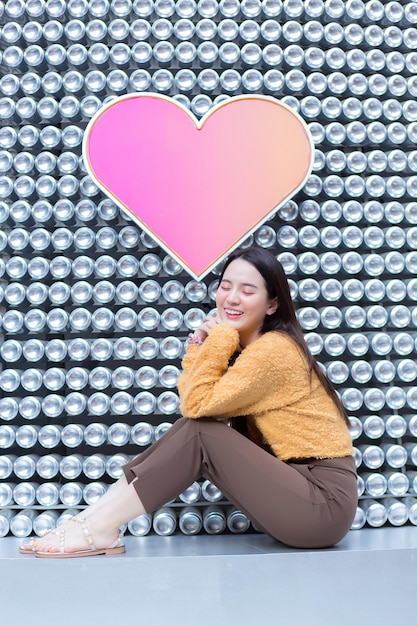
{"left": 267, "top": 298, "right": 278, "bottom": 315}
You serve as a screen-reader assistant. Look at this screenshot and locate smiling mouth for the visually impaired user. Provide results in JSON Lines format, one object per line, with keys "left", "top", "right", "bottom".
{"left": 224, "top": 309, "right": 243, "bottom": 317}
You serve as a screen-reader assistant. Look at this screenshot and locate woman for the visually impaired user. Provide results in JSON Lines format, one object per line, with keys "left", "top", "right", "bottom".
{"left": 20, "top": 246, "right": 357, "bottom": 557}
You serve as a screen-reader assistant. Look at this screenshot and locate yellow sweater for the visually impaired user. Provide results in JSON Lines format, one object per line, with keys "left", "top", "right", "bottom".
{"left": 178, "top": 324, "right": 354, "bottom": 461}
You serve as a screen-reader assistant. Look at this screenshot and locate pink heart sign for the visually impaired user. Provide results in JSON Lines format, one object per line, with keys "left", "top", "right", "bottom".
{"left": 83, "top": 94, "right": 313, "bottom": 279}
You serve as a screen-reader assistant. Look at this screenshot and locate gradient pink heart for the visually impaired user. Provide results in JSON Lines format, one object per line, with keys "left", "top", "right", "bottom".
{"left": 83, "top": 94, "right": 313, "bottom": 279}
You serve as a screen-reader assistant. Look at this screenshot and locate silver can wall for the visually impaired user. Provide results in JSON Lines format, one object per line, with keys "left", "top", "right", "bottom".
{"left": 1, "top": 0, "right": 417, "bottom": 536}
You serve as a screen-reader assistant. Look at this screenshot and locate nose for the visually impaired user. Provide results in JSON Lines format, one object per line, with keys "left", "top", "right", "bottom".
{"left": 226, "top": 288, "right": 240, "bottom": 304}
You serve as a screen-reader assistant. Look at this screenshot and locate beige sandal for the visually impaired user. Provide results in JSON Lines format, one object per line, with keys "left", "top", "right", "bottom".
{"left": 34, "top": 517, "right": 125, "bottom": 559}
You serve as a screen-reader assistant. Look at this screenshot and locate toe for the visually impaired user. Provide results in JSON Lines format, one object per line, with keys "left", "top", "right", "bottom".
{"left": 20, "top": 539, "right": 37, "bottom": 552}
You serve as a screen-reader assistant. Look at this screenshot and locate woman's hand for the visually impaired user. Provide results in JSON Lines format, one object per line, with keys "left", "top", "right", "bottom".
{"left": 194, "top": 312, "right": 221, "bottom": 340}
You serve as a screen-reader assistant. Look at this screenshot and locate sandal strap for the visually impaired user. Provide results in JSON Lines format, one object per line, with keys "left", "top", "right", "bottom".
{"left": 70, "top": 517, "right": 97, "bottom": 551}
{"left": 58, "top": 530, "right": 65, "bottom": 554}
{"left": 41, "top": 529, "right": 65, "bottom": 554}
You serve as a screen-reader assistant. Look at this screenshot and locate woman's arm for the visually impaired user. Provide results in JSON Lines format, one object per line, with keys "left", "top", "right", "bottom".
{"left": 178, "top": 324, "right": 299, "bottom": 419}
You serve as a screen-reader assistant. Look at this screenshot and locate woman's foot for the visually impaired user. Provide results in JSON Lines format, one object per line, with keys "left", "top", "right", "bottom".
{"left": 34, "top": 516, "right": 122, "bottom": 555}
{"left": 19, "top": 476, "right": 144, "bottom": 557}
{"left": 19, "top": 507, "right": 98, "bottom": 554}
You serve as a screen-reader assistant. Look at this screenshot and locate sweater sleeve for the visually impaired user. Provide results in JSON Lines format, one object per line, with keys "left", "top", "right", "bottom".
{"left": 178, "top": 324, "right": 303, "bottom": 419}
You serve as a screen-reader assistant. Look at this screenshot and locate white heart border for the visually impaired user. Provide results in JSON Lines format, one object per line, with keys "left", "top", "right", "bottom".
{"left": 82, "top": 93, "right": 314, "bottom": 280}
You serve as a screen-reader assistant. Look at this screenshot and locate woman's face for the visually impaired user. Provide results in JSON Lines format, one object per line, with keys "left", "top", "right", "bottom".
{"left": 215, "top": 258, "right": 278, "bottom": 347}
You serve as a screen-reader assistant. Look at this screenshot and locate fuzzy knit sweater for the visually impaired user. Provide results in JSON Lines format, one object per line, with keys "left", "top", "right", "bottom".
{"left": 178, "top": 324, "right": 354, "bottom": 462}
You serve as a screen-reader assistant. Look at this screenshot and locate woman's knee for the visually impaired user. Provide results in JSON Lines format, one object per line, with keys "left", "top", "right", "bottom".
{"left": 174, "top": 417, "right": 220, "bottom": 429}
{"left": 162, "top": 416, "right": 206, "bottom": 438}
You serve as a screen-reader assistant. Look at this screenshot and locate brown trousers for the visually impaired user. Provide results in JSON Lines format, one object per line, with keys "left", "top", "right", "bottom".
{"left": 123, "top": 417, "right": 358, "bottom": 549}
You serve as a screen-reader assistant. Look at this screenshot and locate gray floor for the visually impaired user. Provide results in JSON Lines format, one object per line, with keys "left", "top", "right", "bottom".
{"left": 1, "top": 527, "right": 416, "bottom": 626}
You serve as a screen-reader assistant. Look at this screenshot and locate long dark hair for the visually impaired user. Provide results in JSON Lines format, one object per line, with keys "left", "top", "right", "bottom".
{"left": 219, "top": 246, "right": 349, "bottom": 425}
